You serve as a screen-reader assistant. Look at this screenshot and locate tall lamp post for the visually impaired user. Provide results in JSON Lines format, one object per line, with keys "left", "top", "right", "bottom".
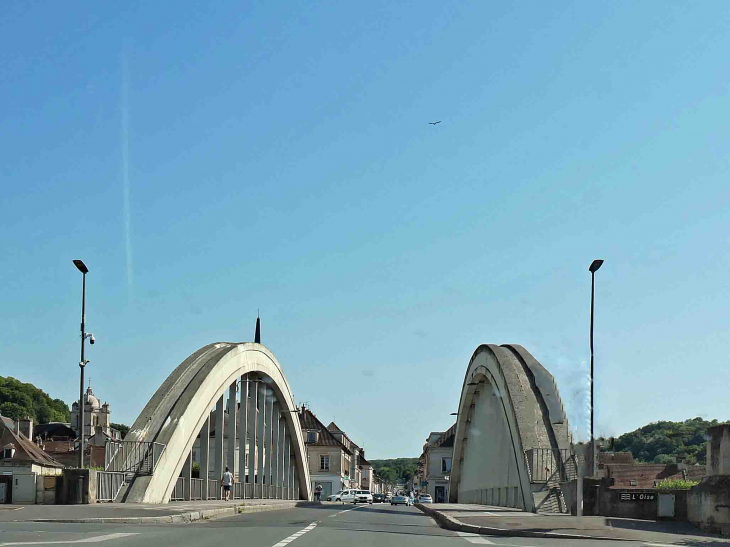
{"left": 588, "top": 259, "right": 604, "bottom": 477}
{"left": 73, "top": 259, "right": 89, "bottom": 469}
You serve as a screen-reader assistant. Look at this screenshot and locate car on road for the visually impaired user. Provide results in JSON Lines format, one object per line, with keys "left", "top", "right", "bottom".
{"left": 372, "top": 493, "right": 386, "bottom": 503}
{"left": 341, "top": 489, "right": 373, "bottom": 504}
{"left": 390, "top": 494, "right": 410, "bottom": 506}
{"left": 417, "top": 494, "right": 433, "bottom": 504}
{"left": 327, "top": 490, "right": 344, "bottom": 502}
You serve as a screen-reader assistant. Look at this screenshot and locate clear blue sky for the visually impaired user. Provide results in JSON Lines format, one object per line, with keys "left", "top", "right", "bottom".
{"left": 2, "top": 1, "right": 729, "bottom": 459}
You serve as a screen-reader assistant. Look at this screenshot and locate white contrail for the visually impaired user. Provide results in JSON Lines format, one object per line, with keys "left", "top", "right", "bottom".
{"left": 121, "top": 49, "right": 133, "bottom": 299}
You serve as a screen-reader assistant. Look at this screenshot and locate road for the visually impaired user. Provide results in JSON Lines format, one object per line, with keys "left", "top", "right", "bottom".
{"left": 0, "top": 503, "right": 676, "bottom": 547}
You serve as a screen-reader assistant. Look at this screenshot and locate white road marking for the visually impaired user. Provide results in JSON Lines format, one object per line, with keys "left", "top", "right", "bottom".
{"left": 271, "top": 522, "right": 317, "bottom": 547}
{"left": 0, "top": 533, "right": 139, "bottom": 546}
{"left": 456, "top": 531, "right": 495, "bottom": 544}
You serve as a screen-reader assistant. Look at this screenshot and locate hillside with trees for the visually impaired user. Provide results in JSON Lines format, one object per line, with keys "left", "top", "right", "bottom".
{"left": 0, "top": 376, "right": 71, "bottom": 424}
{"left": 602, "top": 417, "right": 727, "bottom": 465}
{"left": 371, "top": 458, "right": 418, "bottom": 485}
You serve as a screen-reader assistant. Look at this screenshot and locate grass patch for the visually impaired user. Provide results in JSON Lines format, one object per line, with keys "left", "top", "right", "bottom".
{"left": 655, "top": 479, "right": 700, "bottom": 490}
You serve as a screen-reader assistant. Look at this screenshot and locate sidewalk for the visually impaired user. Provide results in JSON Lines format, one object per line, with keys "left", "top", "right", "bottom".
{"left": 415, "top": 503, "right": 730, "bottom": 544}
{"left": 0, "top": 499, "right": 319, "bottom": 524}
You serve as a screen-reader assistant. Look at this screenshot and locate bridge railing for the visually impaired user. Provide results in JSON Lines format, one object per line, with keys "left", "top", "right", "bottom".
{"left": 105, "top": 440, "right": 166, "bottom": 476}
{"left": 524, "top": 448, "right": 576, "bottom": 483}
{"left": 97, "top": 471, "right": 126, "bottom": 502}
{"left": 170, "top": 477, "right": 185, "bottom": 501}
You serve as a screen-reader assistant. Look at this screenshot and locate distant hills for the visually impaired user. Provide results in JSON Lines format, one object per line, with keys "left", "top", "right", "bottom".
{"left": 0, "top": 376, "right": 70, "bottom": 424}
{"left": 602, "top": 417, "right": 727, "bottom": 465}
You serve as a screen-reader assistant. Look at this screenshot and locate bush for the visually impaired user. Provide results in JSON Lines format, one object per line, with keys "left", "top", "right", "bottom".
{"left": 655, "top": 479, "right": 700, "bottom": 491}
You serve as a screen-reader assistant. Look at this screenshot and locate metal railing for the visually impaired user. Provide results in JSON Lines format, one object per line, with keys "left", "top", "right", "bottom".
{"left": 245, "top": 483, "right": 254, "bottom": 498}
{"left": 208, "top": 479, "right": 220, "bottom": 500}
{"left": 105, "top": 440, "right": 166, "bottom": 476}
{"left": 97, "top": 471, "right": 126, "bottom": 502}
{"left": 190, "top": 478, "right": 205, "bottom": 500}
{"left": 170, "top": 477, "right": 185, "bottom": 501}
{"left": 524, "top": 448, "right": 574, "bottom": 483}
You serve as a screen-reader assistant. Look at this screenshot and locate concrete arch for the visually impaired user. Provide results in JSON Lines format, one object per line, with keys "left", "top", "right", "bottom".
{"left": 449, "top": 344, "right": 572, "bottom": 511}
{"left": 121, "top": 342, "right": 311, "bottom": 504}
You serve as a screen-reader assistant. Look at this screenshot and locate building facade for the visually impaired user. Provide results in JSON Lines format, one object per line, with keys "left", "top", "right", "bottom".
{"left": 298, "top": 409, "right": 352, "bottom": 499}
{"left": 418, "top": 424, "right": 455, "bottom": 502}
{"left": 0, "top": 416, "right": 63, "bottom": 504}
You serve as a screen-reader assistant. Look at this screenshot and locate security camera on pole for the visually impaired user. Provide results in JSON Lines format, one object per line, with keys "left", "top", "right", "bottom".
{"left": 73, "top": 260, "right": 96, "bottom": 470}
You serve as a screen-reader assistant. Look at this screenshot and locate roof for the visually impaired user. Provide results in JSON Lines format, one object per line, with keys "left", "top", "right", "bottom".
{"left": 0, "top": 420, "right": 64, "bottom": 468}
{"left": 35, "top": 422, "right": 77, "bottom": 440}
{"left": 327, "top": 422, "right": 355, "bottom": 447}
{"left": 433, "top": 423, "right": 456, "bottom": 449}
{"left": 358, "top": 453, "right": 372, "bottom": 467}
{"left": 299, "top": 409, "right": 352, "bottom": 455}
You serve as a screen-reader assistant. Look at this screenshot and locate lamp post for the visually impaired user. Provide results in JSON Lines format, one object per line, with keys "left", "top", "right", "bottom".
{"left": 73, "top": 260, "right": 89, "bottom": 470}
{"left": 588, "top": 259, "right": 603, "bottom": 477}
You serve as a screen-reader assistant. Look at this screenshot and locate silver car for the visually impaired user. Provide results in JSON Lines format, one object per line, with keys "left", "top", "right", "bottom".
{"left": 390, "top": 494, "right": 410, "bottom": 506}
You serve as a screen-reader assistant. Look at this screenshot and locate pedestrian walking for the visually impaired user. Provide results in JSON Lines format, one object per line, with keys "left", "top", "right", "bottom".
{"left": 315, "top": 483, "right": 323, "bottom": 502}
{"left": 221, "top": 466, "right": 233, "bottom": 501}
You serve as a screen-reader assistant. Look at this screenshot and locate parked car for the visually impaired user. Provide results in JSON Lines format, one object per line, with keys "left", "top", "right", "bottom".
{"left": 372, "top": 493, "right": 386, "bottom": 503}
{"left": 417, "top": 494, "right": 433, "bottom": 504}
{"left": 327, "top": 490, "right": 344, "bottom": 502}
{"left": 340, "top": 489, "right": 373, "bottom": 504}
{"left": 390, "top": 494, "right": 410, "bottom": 506}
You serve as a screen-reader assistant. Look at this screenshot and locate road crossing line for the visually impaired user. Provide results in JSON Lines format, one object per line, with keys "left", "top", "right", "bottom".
{"left": 0, "top": 533, "right": 139, "bottom": 546}
{"left": 455, "top": 531, "right": 496, "bottom": 544}
{"left": 271, "top": 522, "right": 317, "bottom": 547}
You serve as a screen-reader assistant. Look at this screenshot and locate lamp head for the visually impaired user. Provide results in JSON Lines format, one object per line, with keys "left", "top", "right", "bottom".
{"left": 589, "top": 259, "right": 604, "bottom": 273}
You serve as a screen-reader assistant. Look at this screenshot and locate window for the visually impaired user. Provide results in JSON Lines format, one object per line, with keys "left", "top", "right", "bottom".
{"left": 320, "top": 455, "right": 330, "bottom": 471}
{"left": 442, "top": 457, "right": 452, "bottom": 473}
{"left": 306, "top": 431, "right": 317, "bottom": 443}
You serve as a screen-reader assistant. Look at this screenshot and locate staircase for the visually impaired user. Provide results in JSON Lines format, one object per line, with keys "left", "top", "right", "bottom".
{"left": 524, "top": 448, "right": 575, "bottom": 513}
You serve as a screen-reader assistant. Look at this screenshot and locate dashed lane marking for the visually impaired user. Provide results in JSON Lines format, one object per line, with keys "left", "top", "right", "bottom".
{"left": 271, "top": 522, "right": 317, "bottom": 547}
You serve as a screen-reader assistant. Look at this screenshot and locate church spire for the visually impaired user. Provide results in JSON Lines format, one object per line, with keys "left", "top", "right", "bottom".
{"left": 254, "top": 311, "right": 261, "bottom": 344}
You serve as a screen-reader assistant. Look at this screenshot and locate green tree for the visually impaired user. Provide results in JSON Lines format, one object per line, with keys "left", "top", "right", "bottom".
{"left": 0, "top": 376, "right": 71, "bottom": 424}
{"left": 606, "top": 417, "right": 726, "bottom": 466}
{"left": 111, "top": 423, "right": 130, "bottom": 439}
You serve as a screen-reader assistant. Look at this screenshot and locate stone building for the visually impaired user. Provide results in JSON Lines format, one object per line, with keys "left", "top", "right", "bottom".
{"left": 70, "top": 385, "right": 120, "bottom": 442}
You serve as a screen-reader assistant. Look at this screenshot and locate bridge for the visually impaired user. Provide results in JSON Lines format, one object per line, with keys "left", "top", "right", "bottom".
{"left": 104, "top": 342, "right": 311, "bottom": 504}
{"left": 448, "top": 344, "right": 577, "bottom": 512}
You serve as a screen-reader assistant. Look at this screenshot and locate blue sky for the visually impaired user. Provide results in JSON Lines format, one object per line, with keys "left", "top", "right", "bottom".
{"left": 2, "top": 1, "right": 729, "bottom": 459}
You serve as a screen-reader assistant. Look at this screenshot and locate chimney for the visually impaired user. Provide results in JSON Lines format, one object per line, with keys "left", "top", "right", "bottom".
{"left": 18, "top": 417, "right": 33, "bottom": 440}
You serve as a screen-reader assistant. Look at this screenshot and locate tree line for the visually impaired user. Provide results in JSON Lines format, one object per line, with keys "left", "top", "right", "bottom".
{"left": 371, "top": 457, "right": 419, "bottom": 485}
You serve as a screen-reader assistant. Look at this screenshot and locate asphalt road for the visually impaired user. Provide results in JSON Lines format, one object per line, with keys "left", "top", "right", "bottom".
{"left": 0, "top": 503, "right": 675, "bottom": 547}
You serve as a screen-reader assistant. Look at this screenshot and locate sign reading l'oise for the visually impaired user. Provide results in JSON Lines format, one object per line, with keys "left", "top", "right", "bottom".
{"left": 620, "top": 492, "right": 656, "bottom": 502}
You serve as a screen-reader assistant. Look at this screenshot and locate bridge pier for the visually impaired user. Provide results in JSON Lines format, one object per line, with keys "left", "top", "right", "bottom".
{"left": 272, "top": 401, "right": 280, "bottom": 499}
{"left": 214, "top": 394, "right": 224, "bottom": 498}
{"left": 239, "top": 376, "right": 248, "bottom": 498}
{"left": 200, "top": 414, "right": 210, "bottom": 500}
{"left": 182, "top": 451, "right": 192, "bottom": 501}
{"left": 256, "top": 381, "right": 265, "bottom": 497}
{"left": 227, "top": 382, "right": 237, "bottom": 476}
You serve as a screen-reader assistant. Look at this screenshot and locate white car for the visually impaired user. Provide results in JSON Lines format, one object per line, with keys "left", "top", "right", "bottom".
{"left": 417, "top": 494, "right": 433, "bottom": 504}
{"left": 340, "top": 489, "right": 373, "bottom": 504}
{"left": 327, "top": 490, "right": 344, "bottom": 502}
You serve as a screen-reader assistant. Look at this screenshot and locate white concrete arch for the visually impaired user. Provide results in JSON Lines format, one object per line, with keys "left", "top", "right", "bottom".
{"left": 121, "top": 342, "right": 311, "bottom": 504}
{"left": 448, "top": 344, "right": 572, "bottom": 512}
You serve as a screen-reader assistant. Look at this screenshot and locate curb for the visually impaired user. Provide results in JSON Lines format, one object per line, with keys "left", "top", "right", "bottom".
{"left": 27, "top": 501, "right": 319, "bottom": 524}
{"left": 414, "top": 504, "right": 631, "bottom": 542}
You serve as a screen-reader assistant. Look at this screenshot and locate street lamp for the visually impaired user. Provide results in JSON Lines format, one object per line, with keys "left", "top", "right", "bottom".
{"left": 588, "top": 259, "right": 603, "bottom": 476}
{"left": 73, "top": 259, "right": 90, "bottom": 470}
